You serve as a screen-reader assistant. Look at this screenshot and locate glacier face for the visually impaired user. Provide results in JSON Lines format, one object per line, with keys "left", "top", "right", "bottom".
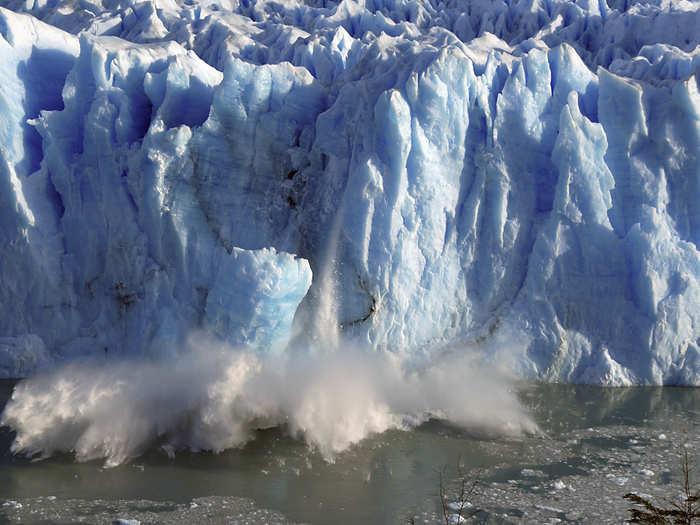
{"left": 0, "top": 0, "right": 698, "bottom": 384}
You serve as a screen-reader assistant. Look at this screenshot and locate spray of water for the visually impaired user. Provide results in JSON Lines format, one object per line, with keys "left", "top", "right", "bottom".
{"left": 1, "top": 335, "right": 537, "bottom": 467}
{"left": 0, "top": 206, "right": 537, "bottom": 466}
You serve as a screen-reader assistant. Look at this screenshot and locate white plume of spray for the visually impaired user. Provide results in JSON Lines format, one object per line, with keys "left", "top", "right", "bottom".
{"left": 0, "top": 202, "right": 538, "bottom": 467}
{"left": 1, "top": 336, "right": 537, "bottom": 467}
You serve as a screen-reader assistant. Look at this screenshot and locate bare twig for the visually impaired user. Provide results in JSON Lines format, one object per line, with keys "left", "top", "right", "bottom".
{"left": 624, "top": 434, "right": 699, "bottom": 524}
{"left": 437, "top": 462, "right": 483, "bottom": 524}
{"left": 439, "top": 467, "right": 450, "bottom": 525}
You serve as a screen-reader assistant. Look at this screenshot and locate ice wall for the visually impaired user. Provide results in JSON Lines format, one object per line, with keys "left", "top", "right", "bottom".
{"left": 0, "top": 9, "right": 313, "bottom": 376}
{"left": 0, "top": 0, "right": 698, "bottom": 384}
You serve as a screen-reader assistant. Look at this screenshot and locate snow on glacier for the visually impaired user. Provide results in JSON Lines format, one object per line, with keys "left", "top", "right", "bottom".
{"left": 0, "top": 0, "right": 698, "bottom": 387}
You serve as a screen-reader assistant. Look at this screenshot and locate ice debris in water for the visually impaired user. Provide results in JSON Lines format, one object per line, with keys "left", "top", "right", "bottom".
{"left": 607, "top": 475, "right": 629, "bottom": 486}
{"left": 447, "top": 501, "right": 473, "bottom": 511}
{"left": 550, "top": 480, "right": 567, "bottom": 490}
{"left": 0, "top": 0, "right": 699, "bottom": 386}
{"left": 521, "top": 469, "right": 547, "bottom": 478}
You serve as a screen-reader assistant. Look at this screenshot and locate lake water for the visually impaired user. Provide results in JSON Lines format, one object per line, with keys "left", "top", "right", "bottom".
{"left": 0, "top": 379, "right": 698, "bottom": 524}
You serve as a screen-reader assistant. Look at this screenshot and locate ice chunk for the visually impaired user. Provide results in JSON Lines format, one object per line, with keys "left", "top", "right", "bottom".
{"left": 204, "top": 248, "right": 312, "bottom": 352}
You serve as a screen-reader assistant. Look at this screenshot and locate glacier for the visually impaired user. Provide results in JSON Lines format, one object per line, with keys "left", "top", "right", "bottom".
{"left": 0, "top": 0, "right": 699, "bottom": 385}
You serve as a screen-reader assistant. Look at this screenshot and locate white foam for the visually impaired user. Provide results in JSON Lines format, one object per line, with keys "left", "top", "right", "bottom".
{"left": 1, "top": 334, "right": 537, "bottom": 467}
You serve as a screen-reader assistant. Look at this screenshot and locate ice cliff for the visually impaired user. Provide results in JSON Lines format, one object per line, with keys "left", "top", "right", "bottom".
{"left": 0, "top": 0, "right": 698, "bottom": 384}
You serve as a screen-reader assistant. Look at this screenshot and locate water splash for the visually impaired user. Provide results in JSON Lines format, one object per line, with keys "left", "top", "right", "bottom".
{"left": 1, "top": 334, "right": 537, "bottom": 467}
{"left": 0, "top": 199, "right": 538, "bottom": 467}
